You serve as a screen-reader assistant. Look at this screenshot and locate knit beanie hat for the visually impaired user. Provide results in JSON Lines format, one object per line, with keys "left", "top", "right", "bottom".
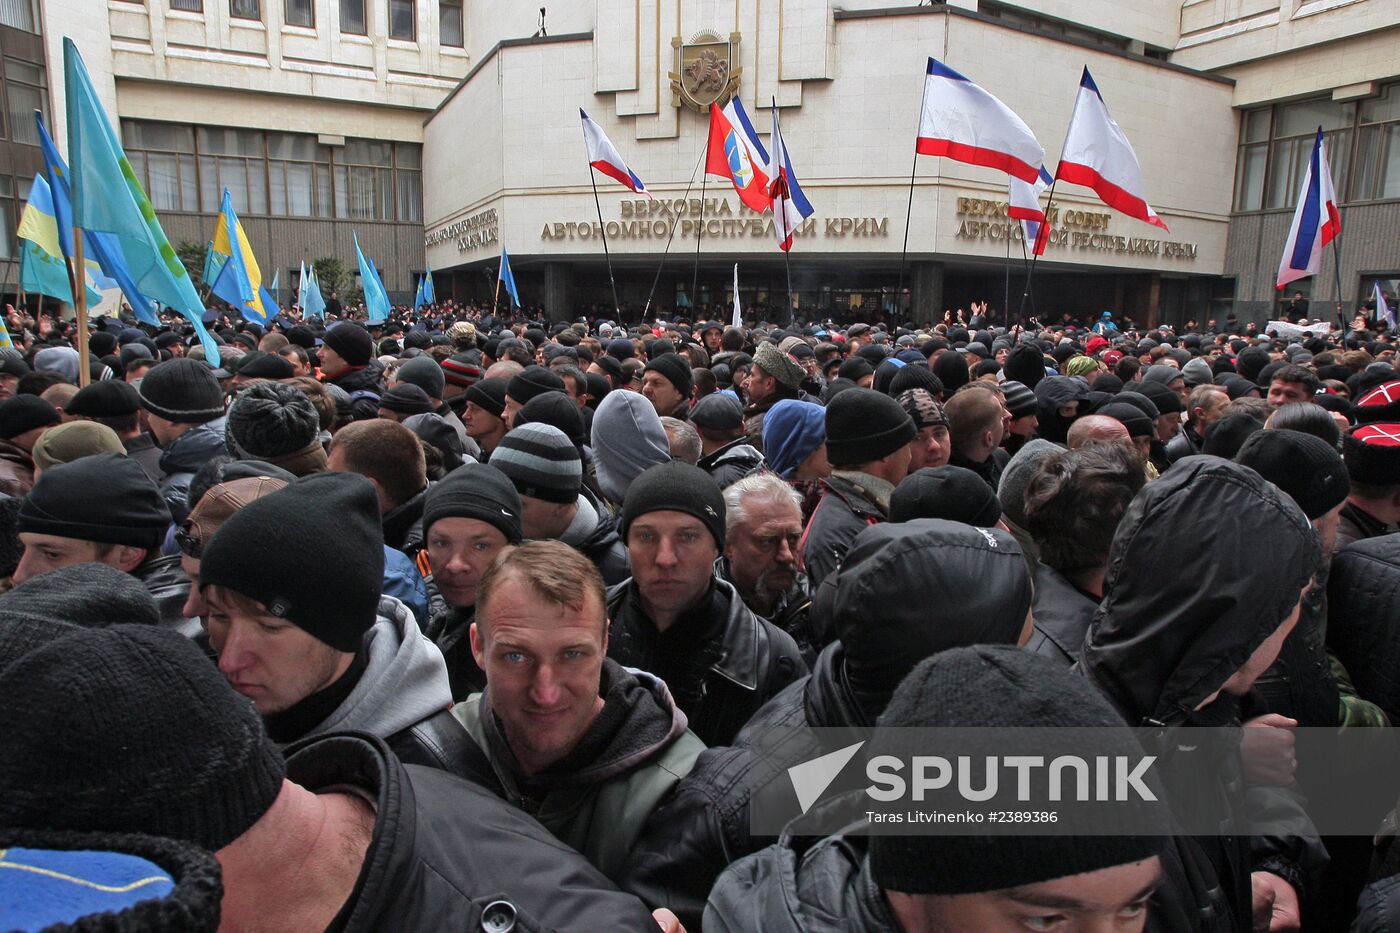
{"left": 887, "top": 364, "right": 943, "bottom": 398}
{"left": 896, "top": 388, "right": 947, "bottom": 430}
{"left": 492, "top": 424, "right": 582, "bottom": 504}
{"left": 690, "top": 392, "right": 744, "bottom": 432}
{"left": 1141, "top": 363, "right": 1185, "bottom": 387}
{"left": 322, "top": 322, "right": 373, "bottom": 367}
{"left": 644, "top": 352, "right": 694, "bottom": 398}
{"left": 621, "top": 460, "right": 726, "bottom": 549}
{"left": 378, "top": 383, "right": 435, "bottom": 417}
{"left": 0, "top": 624, "right": 286, "bottom": 851}
{"left": 1182, "top": 357, "right": 1214, "bottom": 388}
{"left": 31, "top": 421, "right": 125, "bottom": 472}
{"left": 19, "top": 453, "right": 171, "bottom": 548}
{"left": 224, "top": 380, "right": 320, "bottom": 461}
{"left": 236, "top": 353, "right": 295, "bottom": 380}
{"left": 422, "top": 462, "right": 523, "bottom": 544}
{"left": 448, "top": 320, "right": 477, "bottom": 346}
{"left": 999, "top": 380, "right": 1038, "bottom": 418}
{"left": 65, "top": 380, "right": 142, "bottom": 420}
{"left": 869, "top": 645, "right": 1166, "bottom": 894}
{"left": 1096, "top": 401, "right": 1153, "bottom": 439}
{"left": 837, "top": 357, "right": 874, "bottom": 384}
{"left": 0, "top": 827, "right": 223, "bottom": 933}
{"left": 395, "top": 355, "right": 446, "bottom": 399}
{"left": 997, "top": 439, "right": 1061, "bottom": 531}
{"left": 1136, "top": 380, "right": 1185, "bottom": 415}
{"left": 179, "top": 475, "right": 289, "bottom": 559}
{"left": 889, "top": 466, "right": 1001, "bottom": 526}
{"left": 1234, "top": 430, "right": 1348, "bottom": 521}
{"left": 507, "top": 365, "right": 565, "bottom": 405}
{"left": 824, "top": 387, "right": 915, "bottom": 467}
{"left": 0, "top": 394, "right": 60, "bottom": 439}
{"left": 1091, "top": 373, "right": 1125, "bottom": 394}
{"left": 753, "top": 343, "right": 804, "bottom": 391}
{"left": 138, "top": 359, "right": 226, "bottom": 424}
{"left": 763, "top": 399, "right": 827, "bottom": 480}
{"left": 0, "top": 561, "right": 159, "bottom": 633}
{"left": 1344, "top": 423, "right": 1400, "bottom": 487}
{"left": 464, "top": 376, "right": 508, "bottom": 419}
{"left": 1065, "top": 355, "right": 1100, "bottom": 379}
{"left": 607, "top": 337, "right": 636, "bottom": 360}
{"left": 1002, "top": 343, "right": 1047, "bottom": 389}
{"left": 1202, "top": 411, "right": 1264, "bottom": 459}
{"left": 0, "top": 352, "right": 30, "bottom": 378}
{"left": 441, "top": 353, "right": 483, "bottom": 389}
{"left": 199, "top": 473, "right": 385, "bottom": 652}
{"left": 1354, "top": 381, "right": 1400, "bottom": 425}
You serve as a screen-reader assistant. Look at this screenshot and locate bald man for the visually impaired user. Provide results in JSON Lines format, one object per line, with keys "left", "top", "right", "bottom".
{"left": 1067, "top": 414, "right": 1131, "bottom": 450}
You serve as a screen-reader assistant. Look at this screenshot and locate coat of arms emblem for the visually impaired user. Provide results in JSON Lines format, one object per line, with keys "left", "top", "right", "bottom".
{"left": 670, "top": 31, "right": 742, "bottom": 113}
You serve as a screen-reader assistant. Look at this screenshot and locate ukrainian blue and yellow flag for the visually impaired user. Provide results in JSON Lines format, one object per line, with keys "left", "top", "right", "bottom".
{"left": 17, "top": 173, "right": 101, "bottom": 306}
{"left": 209, "top": 189, "right": 270, "bottom": 323}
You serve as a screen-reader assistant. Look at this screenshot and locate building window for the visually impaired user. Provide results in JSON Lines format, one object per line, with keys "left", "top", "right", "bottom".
{"left": 1233, "top": 108, "right": 1270, "bottom": 212}
{"left": 3, "top": 59, "right": 45, "bottom": 146}
{"left": 267, "top": 132, "right": 333, "bottom": 217}
{"left": 230, "top": 0, "right": 260, "bottom": 19}
{"left": 1352, "top": 83, "right": 1400, "bottom": 202}
{"left": 440, "top": 0, "right": 463, "bottom": 47}
{"left": 0, "top": 0, "right": 37, "bottom": 31}
{"left": 170, "top": 0, "right": 201, "bottom": 10}
{"left": 389, "top": 0, "right": 414, "bottom": 40}
{"left": 285, "top": 0, "right": 312, "bottom": 27}
{"left": 122, "top": 121, "right": 199, "bottom": 212}
{"left": 340, "top": 0, "right": 365, "bottom": 34}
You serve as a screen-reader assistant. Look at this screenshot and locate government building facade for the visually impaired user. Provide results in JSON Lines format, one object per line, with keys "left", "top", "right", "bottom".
{"left": 18, "top": 0, "right": 1400, "bottom": 327}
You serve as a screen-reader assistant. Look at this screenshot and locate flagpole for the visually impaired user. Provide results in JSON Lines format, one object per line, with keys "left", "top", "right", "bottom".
{"left": 72, "top": 227, "right": 90, "bottom": 388}
{"left": 1018, "top": 178, "right": 1059, "bottom": 319}
{"left": 643, "top": 145, "right": 706, "bottom": 318}
{"left": 784, "top": 249, "right": 795, "bottom": 328}
{"left": 588, "top": 167, "right": 622, "bottom": 318}
{"left": 897, "top": 73, "right": 931, "bottom": 317}
{"left": 1331, "top": 232, "right": 1346, "bottom": 330}
{"left": 693, "top": 136, "right": 710, "bottom": 313}
{"left": 1003, "top": 221, "right": 1012, "bottom": 327}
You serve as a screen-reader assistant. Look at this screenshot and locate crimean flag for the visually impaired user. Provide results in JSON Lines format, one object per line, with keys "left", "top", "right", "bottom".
{"left": 767, "top": 103, "right": 814, "bottom": 252}
{"left": 1009, "top": 166, "right": 1054, "bottom": 256}
{"left": 1276, "top": 128, "right": 1341, "bottom": 290}
{"left": 581, "top": 109, "right": 653, "bottom": 199}
{"left": 917, "top": 58, "right": 1044, "bottom": 184}
{"left": 499, "top": 247, "right": 521, "bottom": 308}
{"left": 707, "top": 100, "right": 773, "bottom": 214}
{"left": 1056, "top": 68, "right": 1167, "bottom": 231}
{"left": 354, "top": 232, "right": 391, "bottom": 322}
{"left": 65, "top": 38, "right": 219, "bottom": 364}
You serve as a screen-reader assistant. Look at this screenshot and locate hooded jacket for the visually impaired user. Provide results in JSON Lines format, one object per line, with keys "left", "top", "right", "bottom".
{"left": 1025, "top": 563, "right": 1100, "bottom": 667}
{"left": 1326, "top": 534, "right": 1400, "bottom": 723}
{"left": 288, "top": 596, "right": 475, "bottom": 776}
{"left": 1078, "top": 456, "right": 1328, "bottom": 927}
{"left": 698, "top": 438, "right": 765, "bottom": 490}
{"left": 281, "top": 733, "right": 661, "bottom": 932}
{"left": 606, "top": 577, "right": 807, "bottom": 747}
{"left": 1033, "top": 375, "right": 1090, "bottom": 444}
{"left": 560, "top": 488, "right": 630, "bottom": 586}
{"left": 327, "top": 362, "right": 384, "bottom": 422}
{"left": 800, "top": 472, "right": 888, "bottom": 591}
{"left": 452, "top": 660, "right": 704, "bottom": 884}
{"left": 590, "top": 391, "right": 670, "bottom": 507}
{"left": 156, "top": 416, "right": 228, "bottom": 523}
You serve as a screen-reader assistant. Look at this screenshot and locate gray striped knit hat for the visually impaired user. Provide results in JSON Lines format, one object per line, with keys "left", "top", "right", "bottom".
{"left": 492, "top": 423, "right": 582, "bottom": 504}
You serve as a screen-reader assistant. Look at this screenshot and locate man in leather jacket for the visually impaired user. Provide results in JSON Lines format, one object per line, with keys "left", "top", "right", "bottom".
{"left": 197, "top": 471, "right": 477, "bottom": 777}
{"left": 606, "top": 461, "right": 807, "bottom": 746}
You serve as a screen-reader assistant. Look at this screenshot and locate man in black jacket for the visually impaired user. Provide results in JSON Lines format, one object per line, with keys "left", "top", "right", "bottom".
{"left": 327, "top": 418, "right": 429, "bottom": 555}
{"left": 198, "top": 472, "right": 475, "bottom": 777}
{"left": 1165, "top": 384, "right": 1228, "bottom": 464}
{"left": 623, "top": 519, "right": 1033, "bottom": 930}
{"left": 15, "top": 453, "right": 195, "bottom": 637}
{"left": 607, "top": 461, "right": 807, "bottom": 746}
{"left": 318, "top": 322, "right": 383, "bottom": 421}
{"left": 490, "top": 422, "right": 629, "bottom": 585}
{"left": 0, "top": 623, "right": 671, "bottom": 932}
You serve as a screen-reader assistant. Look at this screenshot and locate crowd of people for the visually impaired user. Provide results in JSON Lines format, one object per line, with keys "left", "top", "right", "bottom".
{"left": 0, "top": 296, "right": 1398, "bottom": 932}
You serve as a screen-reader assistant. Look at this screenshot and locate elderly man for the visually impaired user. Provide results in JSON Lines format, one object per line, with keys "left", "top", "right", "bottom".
{"left": 718, "top": 473, "right": 810, "bottom": 657}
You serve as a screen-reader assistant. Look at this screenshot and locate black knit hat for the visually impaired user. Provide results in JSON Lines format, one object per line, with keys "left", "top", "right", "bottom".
{"left": 887, "top": 364, "right": 943, "bottom": 398}
{"left": 515, "top": 391, "right": 586, "bottom": 448}
{"left": 824, "top": 387, "right": 916, "bottom": 466}
{"left": 889, "top": 466, "right": 1001, "bottom": 526}
{"left": 236, "top": 352, "right": 295, "bottom": 380}
{"left": 1097, "top": 401, "right": 1153, "bottom": 439}
{"left": 0, "top": 561, "right": 159, "bottom": 631}
{"left": 378, "top": 383, "right": 435, "bottom": 416}
{"left": 138, "top": 359, "right": 226, "bottom": 424}
{"left": 322, "top": 322, "right": 373, "bottom": 367}
{"left": 506, "top": 365, "right": 565, "bottom": 405}
{"left": 1344, "top": 423, "right": 1400, "bottom": 487}
{"left": 644, "top": 352, "right": 694, "bottom": 398}
{"left": 199, "top": 473, "right": 385, "bottom": 652}
{"left": 66, "top": 379, "right": 142, "bottom": 419}
{"left": 0, "top": 624, "right": 286, "bottom": 851}
{"left": 621, "top": 460, "right": 726, "bottom": 549}
{"left": 225, "top": 381, "right": 320, "bottom": 460}
{"left": 464, "top": 376, "right": 508, "bottom": 419}
{"left": 0, "top": 394, "right": 60, "bottom": 439}
{"left": 1202, "top": 411, "right": 1263, "bottom": 459}
{"left": 19, "top": 453, "right": 171, "bottom": 548}
{"left": 0, "top": 827, "right": 224, "bottom": 933}
{"left": 1136, "top": 379, "right": 1185, "bottom": 415}
{"left": 422, "top": 462, "right": 523, "bottom": 544}
{"left": 492, "top": 423, "right": 582, "bottom": 504}
{"left": 999, "top": 379, "right": 1038, "bottom": 418}
{"left": 396, "top": 356, "right": 446, "bottom": 399}
{"left": 1236, "top": 429, "right": 1350, "bottom": 520}
{"left": 896, "top": 388, "right": 947, "bottom": 430}
{"left": 869, "top": 645, "right": 1165, "bottom": 895}
{"left": 690, "top": 392, "right": 744, "bottom": 431}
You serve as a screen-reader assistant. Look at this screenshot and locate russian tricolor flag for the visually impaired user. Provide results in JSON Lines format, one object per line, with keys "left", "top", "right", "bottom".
{"left": 768, "top": 103, "right": 814, "bottom": 252}
{"left": 916, "top": 58, "right": 1044, "bottom": 184}
{"left": 1276, "top": 128, "right": 1341, "bottom": 289}
{"left": 581, "top": 108, "right": 653, "bottom": 199}
{"left": 1056, "top": 68, "right": 1167, "bottom": 231}
{"left": 1009, "top": 166, "right": 1054, "bottom": 255}
{"left": 707, "top": 98, "right": 774, "bottom": 214}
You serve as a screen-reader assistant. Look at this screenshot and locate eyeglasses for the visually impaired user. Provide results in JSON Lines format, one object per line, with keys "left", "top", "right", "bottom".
{"left": 175, "top": 522, "right": 203, "bottom": 559}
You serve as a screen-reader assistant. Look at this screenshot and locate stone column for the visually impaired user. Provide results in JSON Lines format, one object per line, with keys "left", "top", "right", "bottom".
{"left": 910, "top": 262, "right": 944, "bottom": 328}
{"left": 543, "top": 262, "right": 574, "bottom": 324}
